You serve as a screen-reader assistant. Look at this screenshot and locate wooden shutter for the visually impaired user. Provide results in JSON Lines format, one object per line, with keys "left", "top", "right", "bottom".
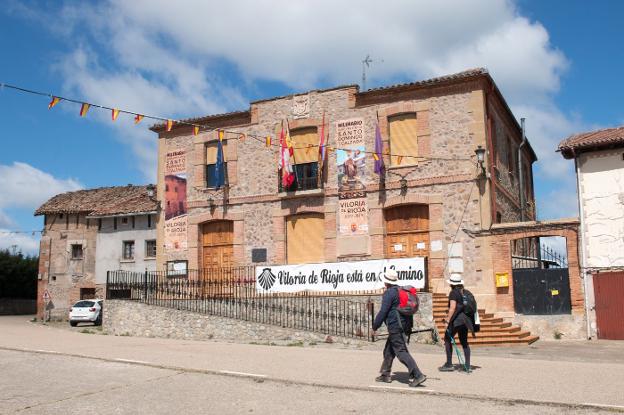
{"left": 389, "top": 113, "right": 418, "bottom": 166}
{"left": 291, "top": 127, "right": 318, "bottom": 164}
{"left": 206, "top": 141, "right": 229, "bottom": 164}
{"left": 286, "top": 213, "right": 324, "bottom": 264}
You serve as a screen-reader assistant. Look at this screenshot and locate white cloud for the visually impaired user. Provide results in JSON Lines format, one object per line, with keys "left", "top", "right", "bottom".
{"left": 0, "top": 230, "right": 40, "bottom": 255}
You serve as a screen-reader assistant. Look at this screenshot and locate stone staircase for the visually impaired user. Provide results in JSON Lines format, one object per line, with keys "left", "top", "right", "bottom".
{"left": 433, "top": 293, "right": 539, "bottom": 346}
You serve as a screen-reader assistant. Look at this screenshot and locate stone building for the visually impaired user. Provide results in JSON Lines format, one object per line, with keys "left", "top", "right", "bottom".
{"left": 559, "top": 126, "right": 624, "bottom": 339}
{"left": 35, "top": 185, "right": 157, "bottom": 319}
{"left": 150, "top": 68, "right": 539, "bottom": 316}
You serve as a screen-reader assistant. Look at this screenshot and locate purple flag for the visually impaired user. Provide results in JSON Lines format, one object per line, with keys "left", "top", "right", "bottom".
{"left": 374, "top": 122, "right": 385, "bottom": 175}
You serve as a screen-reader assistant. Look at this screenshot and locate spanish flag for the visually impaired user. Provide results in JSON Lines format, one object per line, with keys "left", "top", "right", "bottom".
{"left": 112, "top": 109, "right": 120, "bottom": 121}
{"left": 218, "top": 130, "right": 224, "bottom": 141}
{"left": 134, "top": 114, "right": 144, "bottom": 124}
{"left": 48, "top": 96, "right": 60, "bottom": 110}
{"left": 79, "top": 103, "right": 90, "bottom": 117}
{"left": 372, "top": 153, "right": 380, "bottom": 161}
{"left": 266, "top": 135, "right": 271, "bottom": 147}
{"left": 193, "top": 125, "right": 200, "bottom": 136}
{"left": 166, "top": 119, "right": 173, "bottom": 132}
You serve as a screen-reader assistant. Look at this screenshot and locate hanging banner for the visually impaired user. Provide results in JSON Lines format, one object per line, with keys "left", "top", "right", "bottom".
{"left": 255, "top": 257, "right": 426, "bottom": 293}
{"left": 335, "top": 118, "right": 368, "bottom": 235}
{"left": 164, "top": 149, "right": 188, "bottom": 251}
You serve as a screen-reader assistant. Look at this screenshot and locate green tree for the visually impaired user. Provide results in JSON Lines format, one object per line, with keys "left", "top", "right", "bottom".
{"left": 0, "top": 249, "right": 38, "bottom": 299}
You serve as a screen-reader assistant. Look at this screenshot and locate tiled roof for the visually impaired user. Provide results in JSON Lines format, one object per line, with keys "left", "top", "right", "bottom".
{"left": 362, "top": 68, "right": 488, "bottom": 93}
{"left": 35, "top": 185, "right": 157, "bottom": 216}
{"left": 558, "top": 125, "right": 624, "bottom": 159}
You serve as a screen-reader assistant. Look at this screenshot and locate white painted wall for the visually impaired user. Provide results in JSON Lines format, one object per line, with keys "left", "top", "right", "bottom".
{"left": 578, "top": 149, "right": 624, "bottom": 268}
{"left": 94, "top": 214, "right": 157, "bottom": 284}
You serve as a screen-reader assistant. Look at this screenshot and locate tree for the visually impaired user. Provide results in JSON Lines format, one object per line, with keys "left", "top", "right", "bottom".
{"left": 0, "top": 249, "right": 38, "bottom": 299}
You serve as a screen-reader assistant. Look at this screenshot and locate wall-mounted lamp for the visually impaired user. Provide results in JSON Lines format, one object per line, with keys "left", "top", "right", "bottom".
{"left": 400, "top": 177, "right": 408, "bottom": 196}
{"left": 475, "top": 145, "right": 486, "bottom": 178}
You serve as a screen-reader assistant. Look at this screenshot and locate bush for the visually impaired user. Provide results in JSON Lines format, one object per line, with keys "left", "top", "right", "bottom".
{"left": 0, "top": 249, "right": 38, "bottom": 299}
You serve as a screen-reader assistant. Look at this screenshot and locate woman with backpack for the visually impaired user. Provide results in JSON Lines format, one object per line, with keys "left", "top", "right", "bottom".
{"left": 439, "top": 273, "right": 476, "bottom": 373}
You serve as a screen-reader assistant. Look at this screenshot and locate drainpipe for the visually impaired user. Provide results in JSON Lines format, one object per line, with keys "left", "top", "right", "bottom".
{"left": 575, "top": 155, "right": 592, "bottom": 340}
{"left": 518, "top": 118, "right": 528, "bottom": 222}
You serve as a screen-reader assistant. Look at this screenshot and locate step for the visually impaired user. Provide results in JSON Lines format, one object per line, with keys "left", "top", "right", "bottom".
{"left": 464, "top": 335, "right": 540, "bottom": 346}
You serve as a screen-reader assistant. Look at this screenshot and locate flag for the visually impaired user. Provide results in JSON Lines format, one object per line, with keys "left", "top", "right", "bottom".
{"left": 278, "top": 122, "right": 295, "bottom": 188}
{"left": 166, "top": 119, "right": 173, "bottom": 132}
{"left": 193, "top": 125, "right": 200, "bottom": 136}
{"left": 374, "top": 122, "right": 385, "bottom": 175}
{"left": 318, "top": 111, "right": 326, "bottom": 167}
{"left": 48, "top": 96, "right": 60, "bottom": 110}
{"left": 79, "top": 103, "right": 90, "bottom": 117}
{"left": 266, "top": 135, "right": 271, "bottom": 147}
{"left": 134, "top": 114, "right": 144, "bottom": 124}
{"left": 214, "top": 130, "right": 226, "bottom": 188}
{"left": 112, "top": 109, "right": 120, "bottom": 121}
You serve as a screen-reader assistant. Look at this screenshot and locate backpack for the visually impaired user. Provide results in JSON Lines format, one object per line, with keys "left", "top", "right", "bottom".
{"left": 397, "top": 286, "right": 419, "bottom": 316}
{"left": 461, "top": 289, "right": 477, "bottom": 317}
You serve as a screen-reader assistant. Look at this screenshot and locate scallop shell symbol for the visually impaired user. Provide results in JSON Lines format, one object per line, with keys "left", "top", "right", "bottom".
{"left": 258, "top": 268, "right": 277, "bottom": 291}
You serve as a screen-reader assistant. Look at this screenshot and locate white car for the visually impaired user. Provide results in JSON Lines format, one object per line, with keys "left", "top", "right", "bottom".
{"left": 69, "top": 299, "right": 103, "bottom": 327}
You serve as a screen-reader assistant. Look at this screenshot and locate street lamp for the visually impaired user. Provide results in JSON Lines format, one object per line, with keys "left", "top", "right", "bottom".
{"left": 475, "top": 146, "right": 486, "bottom": 178}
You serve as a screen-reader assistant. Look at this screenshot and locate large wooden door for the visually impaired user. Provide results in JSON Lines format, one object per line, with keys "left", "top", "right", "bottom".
{"left": 384, "top": 204, "right": 429, "bottom": 259}
{"left": 201, "top": 221, "right": 234, "bottom": 282}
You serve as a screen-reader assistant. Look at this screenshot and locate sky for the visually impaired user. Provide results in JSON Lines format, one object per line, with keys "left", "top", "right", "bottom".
{"left": 1, "top": 0, "right": 623, "bottom": 255}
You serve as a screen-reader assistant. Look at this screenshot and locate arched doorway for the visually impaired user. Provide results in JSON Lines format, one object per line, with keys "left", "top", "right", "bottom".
{"left": 384, "top": 204, "right": 429, "bottom": 284}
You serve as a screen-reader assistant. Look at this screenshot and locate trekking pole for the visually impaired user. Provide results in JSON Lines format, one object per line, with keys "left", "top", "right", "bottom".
{"left": 446, "top": 328, "right": 469, "bottom": 373}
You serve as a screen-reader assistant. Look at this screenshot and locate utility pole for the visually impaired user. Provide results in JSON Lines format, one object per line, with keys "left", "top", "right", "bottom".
{"left": 361, "top": 55, "right": 383, "bottom": 91}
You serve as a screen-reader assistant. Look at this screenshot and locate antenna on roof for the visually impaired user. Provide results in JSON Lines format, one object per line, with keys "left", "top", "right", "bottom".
{"left": 361, "top": 54, "right": 383, "bottom": 91}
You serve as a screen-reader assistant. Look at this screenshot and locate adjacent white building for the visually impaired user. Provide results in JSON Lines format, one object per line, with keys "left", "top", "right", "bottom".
{"left": 559, "top": 126, "right": 624, "bottom": 339}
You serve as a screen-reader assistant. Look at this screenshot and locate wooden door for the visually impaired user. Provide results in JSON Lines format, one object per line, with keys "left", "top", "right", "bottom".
{"left": 594, "top": 271, "right": 624, "bottom": 340}
{"left": 384, "top": 205, "right": 430, "bottom": 282}
{"left": 201, "top": 221, "right": 234, "bottom": 295}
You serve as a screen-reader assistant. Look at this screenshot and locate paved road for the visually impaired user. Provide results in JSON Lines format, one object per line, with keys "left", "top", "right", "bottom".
{"left": 1, "top": 316, "right": 623, "bottom": 414}
{"left": 0, "top": 349, "right": 611, "bottom": 415}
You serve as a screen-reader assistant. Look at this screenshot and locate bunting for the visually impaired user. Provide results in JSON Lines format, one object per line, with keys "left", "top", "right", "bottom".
{"left": 134, "top": 114, "right": 144, "bottom": 124}
{"left": 79, "top": 103, "right": 90, "bottom": 117}
{"left": 239, "top": 133, "right": 246, "bottom": 142}
{"left": 48, "top": 96, "right": 60, "bottom": 110}
{"left": 266, "top": 135, "right": 271, "bottom": 147}
{"left": 397, "top": 155, "right": 403, "bottom": 165}
{"left": 166, "top": 119, "right": 173, "bottom": 132}
{"left": 193, "top": 125, "right": 200, "bottom": 136}
{"left": 112, "top": 109, "right": 120, "bottom": 121}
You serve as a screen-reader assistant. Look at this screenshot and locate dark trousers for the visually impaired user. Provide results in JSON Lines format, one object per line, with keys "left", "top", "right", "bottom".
{"left": 380, "top": 332, "right": 423, "bottom": 379}
{"left": 444, "top": 325, "right": 470, "bottom": 367}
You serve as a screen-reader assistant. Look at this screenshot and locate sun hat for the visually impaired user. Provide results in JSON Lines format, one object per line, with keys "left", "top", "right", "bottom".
{"left": 382, "top": 268, "right": 399, "bottom": 285}
{"left": 446, "top": 273, "right": 464, "bottom": 286}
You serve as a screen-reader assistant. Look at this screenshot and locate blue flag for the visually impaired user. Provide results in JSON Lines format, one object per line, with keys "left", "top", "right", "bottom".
{"left": 214, "top": 136, "right": 225, "bottom": 188}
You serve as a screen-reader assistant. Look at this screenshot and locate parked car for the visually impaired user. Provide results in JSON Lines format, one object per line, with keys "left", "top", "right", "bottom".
{"left": 69, "top": 299, "right": 103, "bottom": 327}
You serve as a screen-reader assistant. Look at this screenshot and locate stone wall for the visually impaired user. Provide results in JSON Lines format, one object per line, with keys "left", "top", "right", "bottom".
{"left": 513, "top": 314, "right": 587, "bottom": 341}
{"left": 103, "top": 292, "right": 434, "bottom": 345}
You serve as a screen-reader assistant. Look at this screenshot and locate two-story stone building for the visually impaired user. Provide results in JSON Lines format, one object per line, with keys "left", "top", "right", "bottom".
{"left": 151, "top": 68, "right": 537, "bottom": 315}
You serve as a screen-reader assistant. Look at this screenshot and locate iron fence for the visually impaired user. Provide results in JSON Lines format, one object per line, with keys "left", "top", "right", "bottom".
{"left": 106, "top": 269, "right": 373, "bottom": 341}
{"left": 512, "top": 244, "right": 568, "bottom": 269}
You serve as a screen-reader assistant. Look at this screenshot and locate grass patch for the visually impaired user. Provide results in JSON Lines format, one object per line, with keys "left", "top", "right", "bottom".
{"left": 286, "top": 341, "right": 304, "bottom": 347}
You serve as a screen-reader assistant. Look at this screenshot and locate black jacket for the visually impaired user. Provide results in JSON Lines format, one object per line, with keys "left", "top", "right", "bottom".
{"left": 372, "top": 286, "right": 413, "bottom": 334}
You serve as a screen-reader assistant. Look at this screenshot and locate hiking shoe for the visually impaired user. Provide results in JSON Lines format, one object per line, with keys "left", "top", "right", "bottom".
{"left": 438, "top": 363, "right": 455, "bottom": 372}
{"left": 375, "top": 375, "right": 392, "bottom": 383}
{"left": 409, "top": 374, "right": 427, "bottom": 387}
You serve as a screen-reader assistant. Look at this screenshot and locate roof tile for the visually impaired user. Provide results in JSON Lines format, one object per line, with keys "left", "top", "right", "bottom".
{"left": 558, "top": 125, "right": 624, "bottom": 158}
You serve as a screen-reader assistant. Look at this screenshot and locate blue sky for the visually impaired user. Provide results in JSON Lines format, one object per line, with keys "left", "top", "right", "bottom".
{"left": 1, "top": 0, "right": 622, "bottom": 254}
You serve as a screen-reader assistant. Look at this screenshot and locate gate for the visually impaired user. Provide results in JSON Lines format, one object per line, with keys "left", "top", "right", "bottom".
{"left": 594, "top": 272, "right": 624, "bottom": 340}
{"left": 512, "top": 268, "right": 571, "bottom": 314}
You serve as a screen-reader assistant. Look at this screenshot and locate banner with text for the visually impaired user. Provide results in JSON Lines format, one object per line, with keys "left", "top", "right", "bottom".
{"left": 255, "top": 257, "right": 425, "bottom": 293}
{"left": 335, "top": 118, "right": 368, "bottom": 235}
{"left": 164, "top": 149, "right": 188, "bottom": 251}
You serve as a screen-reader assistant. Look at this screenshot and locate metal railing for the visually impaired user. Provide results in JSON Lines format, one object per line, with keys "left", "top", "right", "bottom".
{"left": 106, "top": 269, "right": 373, "bottom": 341}
{"left": 512, "top": 244, "right": 568, "bottom": 269}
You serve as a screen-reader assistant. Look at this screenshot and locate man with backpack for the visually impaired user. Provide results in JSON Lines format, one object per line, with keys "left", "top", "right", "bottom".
{"left": 439, "top": 273, "right": 478, "bottom": 373}
{"left": 372, "top": 268, "right": 427, "bottom": 387}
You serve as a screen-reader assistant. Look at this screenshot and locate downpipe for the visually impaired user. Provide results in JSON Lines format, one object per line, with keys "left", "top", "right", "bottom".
{"left": 518, "top": 118, "right": 528, "bottom": 222}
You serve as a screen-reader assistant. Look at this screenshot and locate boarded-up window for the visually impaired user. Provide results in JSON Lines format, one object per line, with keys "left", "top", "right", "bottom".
{"left": 290, "top": 127, "right": 318, "bottom": 164}
{"left": 389, "top": 113, "right": 418, "bottom": 166}
{"left": 206, "top": 141, "right": 229, "bottom": 164}
{"left": 286, "top": 213, "right": 324, "bottom": 264}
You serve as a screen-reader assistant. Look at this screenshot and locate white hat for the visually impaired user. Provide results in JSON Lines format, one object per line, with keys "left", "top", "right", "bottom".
{"left": 382, "top": 268, "right": 399, "bottom": 285}
{"left": 446, "top": 273, "right": 464, "bottom": 286}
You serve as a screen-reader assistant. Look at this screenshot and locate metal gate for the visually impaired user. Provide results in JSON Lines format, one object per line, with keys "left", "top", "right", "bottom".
{"left": 594, "top": 272, "right": 624, "bottom": 340}
{"left": 513, "top": 268, "right": 572, "bottom": 315}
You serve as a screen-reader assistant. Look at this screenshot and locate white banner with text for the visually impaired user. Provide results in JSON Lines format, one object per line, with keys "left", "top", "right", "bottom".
{"left": 255, "top": 257, "right": 425, "bottom": 293}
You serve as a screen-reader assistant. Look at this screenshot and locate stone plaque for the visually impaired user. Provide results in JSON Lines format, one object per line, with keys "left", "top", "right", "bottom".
{"left": 292, "top": 94, "right": 310, "bottom": 119}
{"left": 252, "top": 248, "right": 267, "bottom": 263}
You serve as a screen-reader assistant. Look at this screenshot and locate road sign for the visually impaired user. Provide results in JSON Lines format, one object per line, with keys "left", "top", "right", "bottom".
{"left": 43, "top": 290, "right": 50, "bottom": 301}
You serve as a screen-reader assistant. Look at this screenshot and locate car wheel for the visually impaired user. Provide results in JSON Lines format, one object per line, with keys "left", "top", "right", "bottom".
{"left": 95, "top": 313, "right": 102, "bottom": 326}
{"left": 70, "top": 321, "right": 78, "bottom": 327}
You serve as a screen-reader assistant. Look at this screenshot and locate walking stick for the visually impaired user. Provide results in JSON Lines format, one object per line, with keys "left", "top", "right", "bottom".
{"left": 446, "top": 328, "right": 469, "bottom": 372}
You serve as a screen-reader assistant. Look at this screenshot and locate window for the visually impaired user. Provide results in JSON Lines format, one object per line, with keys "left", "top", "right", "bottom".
{"left": 98, "top": 219, "right": 102, "bottom": 230}
{"left": 165, "top": 184, "right": 169, "bottom": 192}
{"left": 121, "top": 217, "right": 128, "bottom": 224}
{"left": 131, "top": 216, "right": 135, "bottom": 229}
{"left": 79, "top": 289, "right": 95, "bottom": 300}
{"left": 147, "top": 214, "right": 152, "bottom": 228}
{"left": 166, "top": 260, "right": 188, "bottom": 278}
{"left": 114, "top": 217, "right": 118, "bottom": 230}
{"left": 388, "top": 113, "right": 418, "bottom": 166}
{"left": 71, "top": 244, "right": 83, "bottom": 260}
{"left": 206, "top": 141, "right": 228, "bottom": 188}
{"left": 280, "top": 127, "right": 319, "bottom": 191}
{"left": 122, "top": 241, "right": 135, "bottom": 260}
{"left": 496, "top": 212, "right": 502, "bottom": 224}
{"left": 145, "top": 240, "right": 157, "bottom": 258}
{"left": 286, "top": 213, "right": 324, "bottom": 264}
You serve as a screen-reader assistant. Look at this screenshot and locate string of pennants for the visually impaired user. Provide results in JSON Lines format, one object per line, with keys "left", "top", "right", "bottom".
{"left": 0, "top": 81, "right": 472, "bottom": 167}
